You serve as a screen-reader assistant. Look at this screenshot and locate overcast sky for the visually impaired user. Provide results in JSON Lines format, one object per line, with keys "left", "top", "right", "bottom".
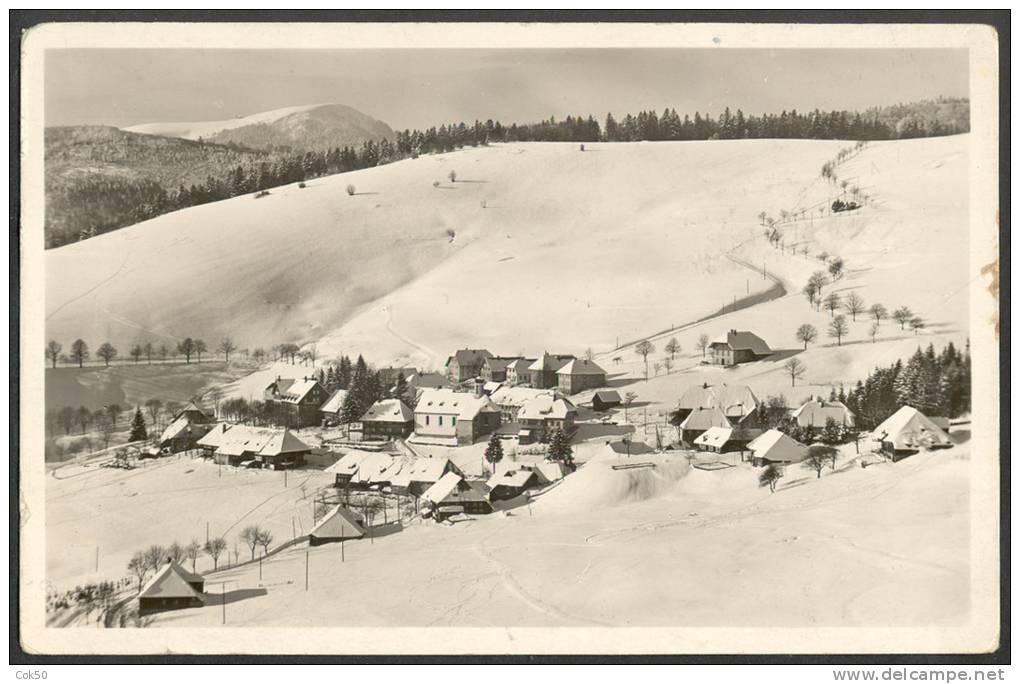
{"left": 45, "top": 48, "right": 969, "bottom": 130}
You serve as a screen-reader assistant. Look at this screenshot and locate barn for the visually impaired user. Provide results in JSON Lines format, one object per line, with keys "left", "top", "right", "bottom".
{"left": 871, "top": 406, "right": 953, "bottom": 461}
{"left": 308, "top": 505, "right": 365, "bottom": 546}
{"left": 137, "top": 561, "right": 205, "bottom": 616}
{"left": 747, "top": 429, "right": 809, "bottom": 467}
{"left": 421, "top": 472, "right": 493, "bottom": 516}
{"left": 486, "top": 468, "right": 540, "bottom": 501}
{"left": 591, "top": 389, "right": 622, "bottom": 412}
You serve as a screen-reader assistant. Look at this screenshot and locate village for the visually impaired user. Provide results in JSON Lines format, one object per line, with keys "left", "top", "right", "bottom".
{"left": 44, "top": 318, "right": 967, "bottom": 627}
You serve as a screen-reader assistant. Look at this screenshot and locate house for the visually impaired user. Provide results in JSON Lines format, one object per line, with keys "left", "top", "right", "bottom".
{"left": 692, "top": 426, "right": 762, "bottom": 454}
{"left": 678, "top": 406, "right": 732, "bottom": 445}
{"left": 871, "top": 406, "right": 953, "bottom": 461}
{"left": 325, "top": 449, "right": 376, "bottom": 487}
{"left": 505, "top": 358, "right": 537, "bottom": 386}
{"left": 308, "top": 505, "right": 365, "bottom": 546}
{"left": 412, "top": 372, "right": 451, "bottom": 390}
{"left": 264, "top": 376, "right": 330, "bottom": 427}
{"left": 589, "top": 439, "right": 655, "bottom": 461}
{"left": 137, "top": 561, "right": 205, "bottom": 616}
{"left": 410, "top": 388, "right": 501, "bottom": 446}
{"left": 791, "top": 398, "right": 856, "bottom": 429}
{"left": 528, "top": 353, "right": 576, "bottom": 389}
{"left": 481, "top": 381, "right": 503, "bottom": 396}
{"left": 673, "top": 383, "right": 760, "bottom": 425}
{"left": 486, "top": 468, "right": 540, "bottom": 501}
{"left": 481, "top": 356, "right": 519, "bottom": 383}
{"left": 359, "top": 399, "right": 414, "bottom": 441}
{"left": 489, "top": 386, "right": 556, "bottom": 423}
{"left": 445, "top": 349, "right": 494, "bottom": 383}
{"left": 319, "top": 389, "right": 349, "bottom": 424}
{"left": 709, "top": 330, "right": 772, "bottom": 366}
{"left": 517, "top": 395, "right": 577, "bottom": 444}
{"left": 421, "top": 472, "right": 493, "bottom": 516}
{"left": 156, "top": 402, "right": 215, "bottom": 453}
{"left": 197, "top": 424, "right": 311, "bottom": 468}
{"left": 348, "top": 452, "right": 398, "bottom": 489}
{"left": 376, "top": 367, "right": 418, "bottom": 391}
{"left": 389, "top": 456, "right": 463, "bottom": 497}
{"left": 747, "top": 429, "right": 809, "bottom": 467}
{"left": 591, "top": 389, "right": 622, "bottom": 412}
{"left": 556, "top": 359, "right": 607, "bottom": 394}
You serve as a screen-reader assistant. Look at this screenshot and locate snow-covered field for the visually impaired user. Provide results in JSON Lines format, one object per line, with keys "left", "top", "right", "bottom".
{"left": 144, "top": 443, "right": 969, "bottom": 628}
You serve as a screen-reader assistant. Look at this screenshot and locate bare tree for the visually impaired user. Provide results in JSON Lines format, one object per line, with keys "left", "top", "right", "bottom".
{"left": 70, "top": 339, "right": 90, "bottom": 368}
{"left": 824, "top": 292, "right": 841, "bottom": 317}
{"left": 204, "top": 537, "right": 227, "bottom": 570}
{"left": 827, "top": 256, "right": 845, "bottom": 281}
{"left": 46, "top": 340, "right": 62, "bottom": 368}
{"left": 663, "top": 357, "right": 673, "bottom": 375}
{"left": 623, "top": 392, "right": 638, "bottom": 423}
{"left": 107, "top": 403, "right": 123, "bottom": 427}
{"left": 94, "top": 411, "right": 115, "bottom": 450}
{"left": 142, "top": 544, "right": 167, "bottom": 575}
{"left": 804, "top": 445, "right": 837, "bottom": 479}
{"left": 127, "top": 551, "right": 149, "bottom": 594}
{"left": 869, "top": 321, "right": 880, "bottom": 343}
{"left": 634, "top": 340, "right": 654, "bottom": 380}
{"left": 144, "top": 398, "right": 164, "bottom": 429}
{"left": 218, "top": 337, "right": 237, "bottom": 362}
{"left": 143, "top": 342, "right": 154, "bottom": 364}
{"left": 696, "top": 334, "right": 710, "bottom": 359}
{"left": 185, "top": 539, "right": 202, "bottom": 572}
{"left": 96, "top": 342, "right": 118, "bottom": 367}
{"left": 178, "top": 338, "right": 196, "bottom": 363}
{"left": 795, "top": 324, "right": 818, "bottom": 350}
{"left": 783, "top": 357, "right": 806, "bottom": 387}
{"left": 843, "top": 292, "right": 865, "bottom": 321}
{"left": 759, "top": 465, "right": 783, "bottom": 493}
{"left": 129, "top": 344, "right": 143, "bottom": 364}
{"left": 194, "top": 339, "right": 208, "bottom": 362}
{"left": 448, "top": 170, "right": 457, "bottom": 183}
{"left": 892, "top": 306, "right": 914, "bottom": 330}
{"left": 870, "top": 303, "right": 888, "bottom": 326}
{"left": 652, "top": 361, "right": 662, "bottom": 377}
{"left": 240, "top": 525, "right": 262, "bottom": 560}
{"left": 256, "top": 529, "right": 274, "bottom": 556}
{"left": 75, "top": 406, "right": 92, "bottom": 434}
{"left": 664, "top": 337, "right": 680, "bottom": 359}
{"left": 828, "top": 314, "right": 849, "bottom": 345}
{"left": 910, "top": 317, "right": 925, "bottom": 335}
{"left": 584, "top": 347, "right": 594, "bottom": 362}
{"left": 158, "top": 344, "right": 169, "bottom": 363}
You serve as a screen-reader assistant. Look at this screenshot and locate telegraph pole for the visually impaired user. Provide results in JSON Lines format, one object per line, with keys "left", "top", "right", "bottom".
{"left": 305, "top": 552, "right": 309, "bottom": 591}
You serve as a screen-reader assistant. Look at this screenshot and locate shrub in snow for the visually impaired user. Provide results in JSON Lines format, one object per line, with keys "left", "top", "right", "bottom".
{"left": 254, "top": 190, "right": 270, "bottom": 199}
{"left": 298, "top": 182, "right": 306, "bottom": 189}
{"left": 346, "top": 184, "right": 356, "bottom": 196}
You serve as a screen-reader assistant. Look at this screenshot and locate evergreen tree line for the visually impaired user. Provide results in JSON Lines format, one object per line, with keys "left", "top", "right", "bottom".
{"left": 52, "top": 98, "right": 969, "bottom": 249}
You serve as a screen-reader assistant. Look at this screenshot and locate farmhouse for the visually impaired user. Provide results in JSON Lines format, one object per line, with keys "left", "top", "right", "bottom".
{"left": 309, "top": 505, "right": 365, "bottom": 546}
{"left": 137, "top": 561, "right": 205, "bottom": 616}
{"left": 325, "top": 449, "right": 375, "bottom": 487}
{"left": 505, "top": 358, "right": 537, "bottom": 386}
{"left": 389, "top": 456, "right": 463, "bottom": 497}
{"left": 709, "top": 330, "right": 772, "bottom": 366}
{"left": 517, "top": 395, "right": 577, "bottom": 444}
{"left": 486, "top": 468, "right": 540, "bottom": 502}
{"left": 421, "top": 472, "right": 493, "bottom": 516}
{"left": 445, "top": 349, "right": 494, "bottom": 383}
{"left": 871, "top": 406, "right": 952, "bottom": 461}
{"left": 791, "top": 397, "right": 856, "bottom": 429}
{"left": 673, "top": 383, "right": 760, "bottom": 425}
{"left": 489, "top": 386, "right": 556, "bottom": 423}
{"left": 410, "top": 388, "right": 501, "bottom": 446}
{"left": 359, "top": 399, "right": 414, "bottom": 441}
{"left": 412, "top": 371, "right": 451, "bottom": 390}
{"left": 376, "top": 367, "right": 418, "bottom": 391}
{"left": 693, "top": 426, "right": 762, "bottom": 454}
{"left": 678, "top": 406, "right": 732, "bottom": 445}
{"left": 556, "top": 359, "right": 607, "bottom": 394}
{"left": 197, "top": 424, "right": 311, "bottom": 468}
{"left": 264, "top": 376, "right": 329, "bottom": 427}
{"left": 528, "top": 353, "right": 576, "bottom": 389}
{"left": 319, "top": 389, "right": 348, "bottom": 424}
{"left": 156, "top": 402, "right": 215, "bottom": 453}
{"left": 591, "top": 389, "right": 622, "bottom": 412}
{"left": 747, "top": 429, "right": 809, "bottom": 467}
{"left": 481, "top": 356, "right": 520, "bottom": 383}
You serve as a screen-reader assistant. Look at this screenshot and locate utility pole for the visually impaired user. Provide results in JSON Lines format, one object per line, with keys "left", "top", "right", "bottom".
{"left": 95, "top": 546, "right": 99, "bottom": 572}
{"left": 206, "top": 522, "right": 209, "bottom": 545}
{"left": 305, "top": 552, "right": 309, "bottom": 591}
{"left": 222, "top": 583, "right": 226, "bottom": 625}
{"left": 341, "top": 526, "right": 345, "bottom": 563}
{"left": 259, "top": 553, "right": 263, "bottom": 581}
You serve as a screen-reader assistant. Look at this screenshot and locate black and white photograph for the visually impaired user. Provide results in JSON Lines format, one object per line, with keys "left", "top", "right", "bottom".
{"left": 15, "top": 17, "right": 1004, "bottom": 659}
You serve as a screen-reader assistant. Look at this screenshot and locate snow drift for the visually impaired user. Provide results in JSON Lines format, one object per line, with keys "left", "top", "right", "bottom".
{"left": 535, "top": 454, "right": 691, "bottom": 514}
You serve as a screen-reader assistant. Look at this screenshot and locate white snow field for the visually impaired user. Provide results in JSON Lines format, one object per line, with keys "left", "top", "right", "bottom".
{"left": 141, "top": 444, "right": 969, "bottom": 628}
{"left": 122, "top": 104, "right": 331, "bottom": 140}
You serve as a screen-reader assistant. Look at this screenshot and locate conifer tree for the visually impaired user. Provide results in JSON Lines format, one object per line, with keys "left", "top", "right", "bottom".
{"left": 483, "top": 433, "right": 504, "bottom": 473}
{"left": 128, "top": 408, "right": 148, "bottom": 442}
{"left": 547, "top": 428, "right": 574, "bottom": 466}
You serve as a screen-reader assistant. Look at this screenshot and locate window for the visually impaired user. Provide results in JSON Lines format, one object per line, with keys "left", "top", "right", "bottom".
{"left": 425, "top": 415, "right": 430, "bottom": 426}
{"left": 439, "top": 416, "right": 443, "bottom": 426}
{"left": 452, "top": 417, "right": 457, "bottom": 426}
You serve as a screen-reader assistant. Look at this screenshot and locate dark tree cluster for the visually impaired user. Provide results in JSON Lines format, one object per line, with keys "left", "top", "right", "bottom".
{"left": 844, "top": 341, "right": 971, "bottom": 429}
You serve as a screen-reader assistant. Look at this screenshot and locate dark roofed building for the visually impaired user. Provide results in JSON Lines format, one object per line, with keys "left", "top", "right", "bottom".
{"left": 359, "top": 399, "right": 414, "bottom": 441}
{"left": 556, "top": 358, "right": 607, "bottom": 394}
{"left": 709, "top": 330, "right": 772, "bottom": 366}
{"left": 445, "top": 349, "right": 495, "bottom": 383}
{"left": 264, "top": 376, "right": 329, "bottom": 427}
{"left": 481, "top": 356, "right": 518, "bottom": 383}
{"left": 505, "top": 358, "right": 537, "bottom": 386}
{"left": 529, "top": 353, "right": 576, "bottom": 389}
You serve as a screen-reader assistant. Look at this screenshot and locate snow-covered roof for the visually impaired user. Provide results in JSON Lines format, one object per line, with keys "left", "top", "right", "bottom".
{"left": 507, "top": 358, "right": 536, "bottom": 374}
{"left": 389, "top": 456, "right": 456, "bottom": 487}
{"left": 447, "top": 349, "right": 494, "bottom": 367}
{"left": 709, "top": 331, "right": 772, "bottom": 355}
{"left": 871, "top": 406, "right": 951, "bottom": 451}
{"left": 486, "top": 468, "right": 538, "bottom": 490}
{"left": 483, "top": 357, "right": 516, "bottom": 373}
{"left": 791, "top": 398, "right": 855, "bottom": 428}
{"left": 679, "top": 406, "right": 732, "bottom": 431}
{"left": 518, "top": 396, "right": 576, "bottom": 421}
{"left": 693, "top": 426, "right": 735, "bottom": 448}
{"left": 556, "top": 359, "right": 606, "bottom": 376}
{"left": 350, "top": 452, "right": 397, "bottom": 485}
{"left": 360, "top": 399, "right": 413, "bottom": 423}
{"left": 415, "top": 388, "right": 499, "bottom": 420}
{"left": 490, "top": 386, "right": 555, "bottom": 408}
{"left": 421, "top": 471, "right": 463, "bottom": 505}
{"left": 747, "top": 429, "right": 808, "bottom": 463}
{"left": 483, "top": 381, "right": 503, "bottom": 394}
{"left": 174, "top": 402, "right": 211, "bottom": 421}
{"left": 204, "top": 424, "right": 310, "bottom": 457}
{"left": 267, "top": 377, "right": 321, "bottom": 404}
{"left": 138, "top": 561, "right": 205, "bottom": 601}
{"left": 677, "top": 384, "right": 759, "bottom": 417}
{"left": 309, "top": 505, "right": 364, "bottom": 539}
{"left": 593, "top": 390, "right": 621, "bottom": 403}
{"left": 320, "top": 389, "right": 348, "bottom": 414}
{"left": 324, "top": 449, "right": 376, "bottom": 475}
{"left": 528, "top": 353, "right": 574, "bottom": 372}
